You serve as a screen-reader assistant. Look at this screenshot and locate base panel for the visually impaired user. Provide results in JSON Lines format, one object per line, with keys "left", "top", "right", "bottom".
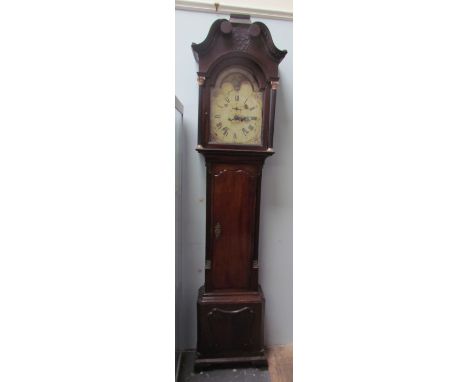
{"left": 196, "top": 285, "right": 267, "bottom": 371}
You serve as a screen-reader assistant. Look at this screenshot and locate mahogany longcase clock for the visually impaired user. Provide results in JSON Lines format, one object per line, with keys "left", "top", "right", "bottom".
{"left": 192, "top": 14, "right": 286, "bottom": 370}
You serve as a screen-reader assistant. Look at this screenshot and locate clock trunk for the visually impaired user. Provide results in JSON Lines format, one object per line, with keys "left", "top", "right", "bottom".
{"left": 195, "top": 152, "right": 270, "bottom": 371}
{"left": 206, "top": 162, "right": 261, "bottom": 292}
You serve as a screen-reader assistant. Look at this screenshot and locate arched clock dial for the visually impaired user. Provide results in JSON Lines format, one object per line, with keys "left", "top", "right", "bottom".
{"left": 209, "top": 69, "right": 263, "bottom": 145}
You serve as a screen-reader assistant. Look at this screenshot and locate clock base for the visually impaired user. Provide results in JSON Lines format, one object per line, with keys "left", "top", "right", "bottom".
{"left": 194, "top": 354, "right": 268, "bottom": 372}
{"left": 195, "top": 286, "right": 267, "bottom": 371}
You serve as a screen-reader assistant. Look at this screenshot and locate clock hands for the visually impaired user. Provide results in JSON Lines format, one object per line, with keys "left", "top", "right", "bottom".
{"left": 213, "top": 91, "right": 259, "bottom": 143}
{"left": 228, "top": 115, "right": 253, "bottom": 122}
{"left": 229, "top": 104, "right": 255, "bottom": 123}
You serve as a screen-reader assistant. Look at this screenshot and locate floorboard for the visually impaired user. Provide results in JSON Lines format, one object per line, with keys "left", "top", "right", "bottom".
{"left": 266, "top": 345, "right": 293, "bottom": 382}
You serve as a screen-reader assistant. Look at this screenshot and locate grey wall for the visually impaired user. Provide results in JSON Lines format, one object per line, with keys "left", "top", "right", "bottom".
{"left": 175, "top": 106, "right": 183, "bottom": 352}
{"left": 176, "top": 10, "right": 293, "bottom": 349}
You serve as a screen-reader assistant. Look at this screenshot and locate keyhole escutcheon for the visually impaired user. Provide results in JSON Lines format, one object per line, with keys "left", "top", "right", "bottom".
{"left": 214, "top": 222, "right": 221, "bottom": 239}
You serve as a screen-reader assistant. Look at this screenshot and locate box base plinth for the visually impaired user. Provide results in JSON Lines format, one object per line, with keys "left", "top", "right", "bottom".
{"left": 195, "top": 285, "right": 267, "bottom": 371}
{"left": 194, "top": 354, "right": 268, "bottom": 372}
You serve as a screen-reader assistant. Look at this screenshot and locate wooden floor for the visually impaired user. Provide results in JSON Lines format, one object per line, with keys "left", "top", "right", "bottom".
{"left": 266, "top": 345, "right": 293, "bottom": 382}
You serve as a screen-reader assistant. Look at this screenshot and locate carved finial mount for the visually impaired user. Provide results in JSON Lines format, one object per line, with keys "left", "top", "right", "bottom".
{"left": 248, "top": 24, "right": 261, "bottom": 37}
{"left": 220, "top": 20, "right": 232, "bottom": 34}
{"left": 229, "top": 14, "right": 251, "bottom": 24}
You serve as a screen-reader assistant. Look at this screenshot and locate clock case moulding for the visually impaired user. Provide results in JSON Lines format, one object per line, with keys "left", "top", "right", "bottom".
{"left": 192, "top": 14, "right": 287, "bottom": 371}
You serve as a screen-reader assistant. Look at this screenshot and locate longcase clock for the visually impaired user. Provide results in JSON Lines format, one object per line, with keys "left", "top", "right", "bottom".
{"left": 192, "top": 14, "right": 286, "bottom": 370}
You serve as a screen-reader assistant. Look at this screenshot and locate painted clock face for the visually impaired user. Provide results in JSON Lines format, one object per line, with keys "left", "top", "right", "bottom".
{"left": 209, "top": 68, "right": 263, "bottom": 145}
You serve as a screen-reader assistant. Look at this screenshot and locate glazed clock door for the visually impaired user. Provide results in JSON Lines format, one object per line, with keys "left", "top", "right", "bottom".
{"left": 209, "top": 163, "right": 259, "bottom": 291}
{"left": 209, "top": 67, "right": 264, "bottom": 146}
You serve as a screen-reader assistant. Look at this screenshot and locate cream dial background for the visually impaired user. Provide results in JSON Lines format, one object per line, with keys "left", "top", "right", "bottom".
{"left": 209, "top": 73, "right": 263, "bottom": 145}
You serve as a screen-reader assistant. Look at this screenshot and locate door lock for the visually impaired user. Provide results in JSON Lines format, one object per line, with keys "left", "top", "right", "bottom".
{"left": 214, "top": 222, "right": 221, "bottom": 239}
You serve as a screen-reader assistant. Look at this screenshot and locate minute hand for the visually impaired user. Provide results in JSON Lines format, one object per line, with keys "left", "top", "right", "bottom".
{"left": 228, "top": 115, "right": 251, "bottom": 122}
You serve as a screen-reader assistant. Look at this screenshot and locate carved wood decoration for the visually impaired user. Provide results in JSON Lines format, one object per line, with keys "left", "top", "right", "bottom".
{"left": 193, "top": 14, "right": 286, "bottom": 371}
